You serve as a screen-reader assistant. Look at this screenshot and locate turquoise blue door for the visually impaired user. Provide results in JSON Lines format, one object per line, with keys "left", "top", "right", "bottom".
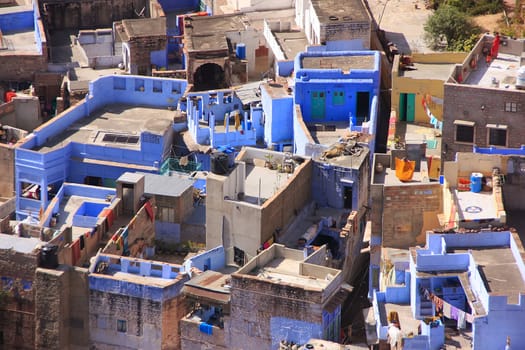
{"left": 311, "top": 91, "right": 326, "bottom": 119}
{"left": 406, "top": 93, "right": 416, "bottom": 122}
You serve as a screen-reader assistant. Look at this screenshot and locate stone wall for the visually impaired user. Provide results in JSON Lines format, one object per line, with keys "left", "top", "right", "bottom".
{"left": 442, "top": 83, "right": 525, "bottom": 163}
{"left": 229, "top": 275, "right": 324, "bottom": 349}
{"left": 129, "top": 36, "right": 167, "bottom": 75}
{"left": 381, "top": 183, "right": 442, "bottom": 248}
{"left": 34, "top": 266, "right": 90, "bottom": 350}
{"left": 89, "top": 289, "right": 163, "bottom": 349}
{"left": 0, "top": 54, "right": 48, "bottom": 82}
{"left": 0, "top": 145, "right": 15, "bottom": 198}
{"left": 162, "top": 295, "right": 190, "bottom": 349}
{"left": 0, "top": 248, "right": 38, "bottom": 349}
{"left": 42, "top": 0, "right": 151, "bottom": 30}
{"left": 180, "top": 318, "right": 229, "bottom": 349}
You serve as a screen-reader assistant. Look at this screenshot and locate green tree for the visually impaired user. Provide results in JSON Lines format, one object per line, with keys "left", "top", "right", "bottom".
{"left": 424, "top": 5, "right": 481, "bottom": 51}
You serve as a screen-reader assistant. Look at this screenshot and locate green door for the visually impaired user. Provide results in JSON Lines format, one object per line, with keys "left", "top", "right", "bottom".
{"left": 399, "top": 93, "right": 407, "bottom": 121}
{"left": 311, "top": 91, "right": 326, "bottom": 119}
{"left": 406, "top": 93, "right": 416, "bottom": 122}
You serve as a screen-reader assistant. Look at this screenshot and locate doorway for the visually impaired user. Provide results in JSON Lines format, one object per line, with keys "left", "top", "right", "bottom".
{"left": 311, "top": 91, "right": 326, "bottom": 119}
{"left": 356, "top": 92, "right": 370, "bottom": 125}
{"left": 399, "top": 93, "right": 415, "bottom": 122}
{"left": 343, "top": 186, "right": 353, "bottom": 209}
{"left": 193, "top": 63, "right": 226, "bottom": 91}
{"left": 122, "top": 183, "right": 134, "bottom": 214}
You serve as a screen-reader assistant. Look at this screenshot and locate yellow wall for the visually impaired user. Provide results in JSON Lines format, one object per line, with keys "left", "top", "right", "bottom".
{"left": 391, "top": 53, "right": 467, "bottom": 124}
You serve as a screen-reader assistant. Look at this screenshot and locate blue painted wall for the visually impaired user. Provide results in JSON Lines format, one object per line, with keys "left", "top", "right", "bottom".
{"left": 185, "top": 89, "right": 263, "bottom": 147}
{"left": 293, "top": 51, "right": 381, "bottom": 123}
{"left": 311, "top": 162, "right": 361, "bottom": 209}
{"left": 277, "top": 60, "right": 294, "bottom": 77}
{"left": 183, "top": 245, "right": 225, "bottom": 275}
{"left": 151, "top": 49, "right": 168, "bottom": 69}
{"left": 270, "top": 317, "right": 322, "bottom": 349}
{"left": 405, "top": 231, "right": 525, "bottom": 350}
{"left": 261, "top": 86, "right": 293, "bottom": 147}
{"left": 0, "top": 11, "right": 33, "bottom": 32}
{"left": 15, "top": 76, "right": 186, "bottom": 219}
{"left": 157, "top": 0, "right": 199, "bottom": 12}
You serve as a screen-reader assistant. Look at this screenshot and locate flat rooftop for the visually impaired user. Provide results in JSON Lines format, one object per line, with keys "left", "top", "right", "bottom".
{"left": 465, "top": 52, "right": 524, "bottom": 90}
{"left": 248, "top": 256, "right": 331, "bottom": 289}
{"left": 0, "top": 232, "right": 41, "bottom": 254}
{"left": 274, "top": 31, "right": 308, "bottom": 60}
{"left": 184, "top": 14, "right": 246, "bottom": 52}
{"left": 56, "top": 195, "right": 111, "bottom": 241}
{"left": 310, "top": 0, "right": 369, "bottom": 23}
{"left": 455, "top": 190, "right": 497, "bottom": 222}
{"left": 121, "top": 18, "right": 166, "bottom": 39}
{"left": 143, "top": 172, "right": 195, "bottom": 197}
{"left": 453, "top": 247, "right": 525, "bottom": 304}
{"left": 243, "top": 164, "right": 292, "bottom": 204}
{"left": 401, "top": 62, "right": 456, "bottom": 80}
{"left": 373, "top": 161, "right": 434, "bottom": 185}
{"left": 260, "top": 82, "right": 291, "bottom": 99}
{"left": 380, "top": 302, "right": 473, "bottom": 348}
{"left": 302, "top": 55, "right": 376, "bottom": 71}
{"left": 35, "top": 104, "right": 173, "bottom": 152}
{"left": 183, "top": 270, "right": 231, "bottom": 304}
{"left": 0, "top": 29, "right": 39, "bottom": 53}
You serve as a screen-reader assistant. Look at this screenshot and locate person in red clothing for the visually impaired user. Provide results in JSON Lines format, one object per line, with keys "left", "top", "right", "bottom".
{"left": 4, "top": 89, "right": 16, "bottom": 103}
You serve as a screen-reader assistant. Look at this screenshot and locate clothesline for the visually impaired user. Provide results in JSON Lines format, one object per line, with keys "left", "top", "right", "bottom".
{"left": 419, "top": 286, "right": 474, "bottom": 327}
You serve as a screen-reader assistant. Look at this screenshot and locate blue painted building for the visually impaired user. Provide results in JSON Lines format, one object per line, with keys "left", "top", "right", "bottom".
{"left": 260, "top": 82, "right": 294, "bottom": 150}
{"left": 184, "top": 88, "right": 263, "bottom": 147}
{"left": 371, "top": 231, "right": 525, "bottom": 350}
{"left": 293, "top": 50, "right": 381, "bottom": 155}
{"left": 15, "top": 75, "right": 186, "bottom": 220}
{"left": 89, "top": 253, "right": 190, "bottom": 349}
{"left": 230, "top": 244, "right": 347, "bottom": 349}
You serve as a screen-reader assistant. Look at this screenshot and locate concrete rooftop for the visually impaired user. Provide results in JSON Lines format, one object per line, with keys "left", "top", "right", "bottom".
{"left": 310, "top": 0, "right": 369, "bottom": 23}
{"left": 56, "top": 195, "right": 110, "bottom": 241}
{"left": 249, "top": 256, "right": 332, "bottom": 289}
{"left": 301, "top": 55, "right": 376, "bottom": 71}
{"left": 243, "top": 164, "right": 293, "bottom": 204}
{"left": 454, "top": 190, "right": 497, "bottom": 222}
{"left": 453, "top": 247, "right": 525, "bottom": 304}
{"left": 0, "top": 30, "right": 39, "bottom": 53}
{"left": 401, "top": 62, "right": 456, "bottom": 80}
{"left": 35, "top": 104, "right": 174, "bottom": 152}
{"left": 184, "top": 14, "right": 246, "bottom": 52}
{"left": 465, "top": 52, "right": 524, "bottom": 90}
{"left": 274, "top": 31, "right": 308, "bottom": 60}
{"left": 0, "top": 232, "right": 41, "bottom": 254}
{"left": 121, "top": 18, "right": 166, "bottom": 39}
{"left": 142, "top": 172, "right": 195, "bottom": 198}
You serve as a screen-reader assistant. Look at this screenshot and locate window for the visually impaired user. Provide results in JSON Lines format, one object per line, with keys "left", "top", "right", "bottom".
{"left": 454, "top": 120, "right": 475, "bottom": 143}
{"left": 332, "top": 91, "right": 345, "bottom": 105}
{"left": 102, "top": 133, "right": 139, "bottom": 144}
{"left": 487, "top": 124, "right": 507, "bottom": 146}
{"left": 135, "top": 79, "right": 145, "bottom": 92}
{"left": 505, "top": 102, "right": 517, "bottom": 112}
{"left": 117, "top": 319, "right": 127, "bottom": 333}
{"left": 153, "top": 80, "right": 162, "bottom": 93}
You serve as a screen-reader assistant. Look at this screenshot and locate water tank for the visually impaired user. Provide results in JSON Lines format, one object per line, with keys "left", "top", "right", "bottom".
{"left": 236, "top": 43, "right": 246, "bottom": 60}
{"left": 210, "top": 152, "right": 229, "bottom": 175}
{"left": 517, "top": 66, "right": 525, "bottom": 89}
{"left": 40, "top": 244, "right": 59, "bottom": 269}
{"left": 470, "top": 172, "right": 483, "bottom": 193}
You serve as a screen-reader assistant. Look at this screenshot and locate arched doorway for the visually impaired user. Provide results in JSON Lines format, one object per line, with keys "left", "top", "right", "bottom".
{"left": 193, "top": 63, "right": 226, "bottom": 91}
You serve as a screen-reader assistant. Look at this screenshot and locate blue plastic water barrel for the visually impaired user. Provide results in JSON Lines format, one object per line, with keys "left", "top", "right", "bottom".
{"left": 470, "top": 172, "right": 483, "bottom": 193}
{"left": 236, "top": 43, "right": 246, "bottom": 59}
